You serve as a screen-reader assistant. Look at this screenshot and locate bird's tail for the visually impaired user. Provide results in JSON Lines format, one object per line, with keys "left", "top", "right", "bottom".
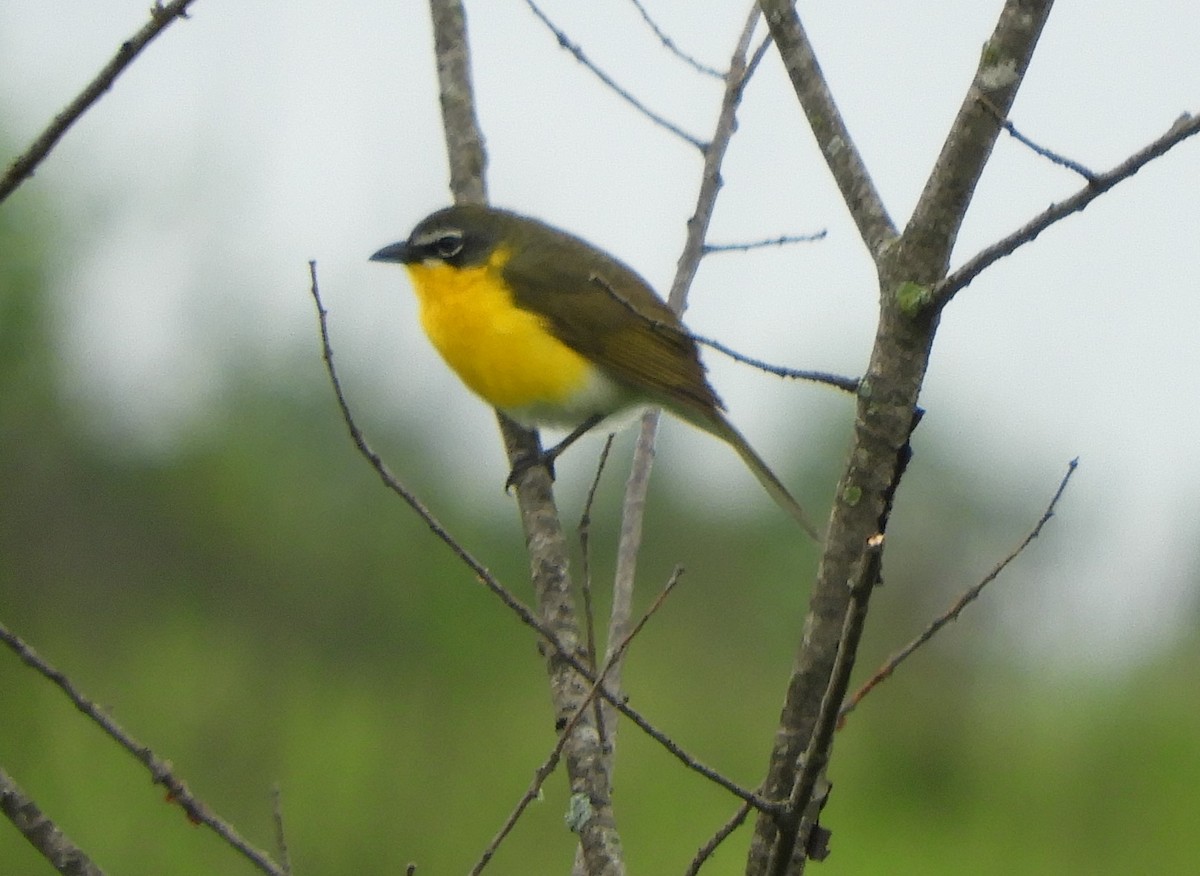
{"left": 685, "top": 408, "right": 823, "bottom": 542}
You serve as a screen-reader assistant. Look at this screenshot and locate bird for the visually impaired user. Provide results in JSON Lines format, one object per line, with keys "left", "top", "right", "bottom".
{"left": 371, "top": 204, "right": 820, "bottom": 540}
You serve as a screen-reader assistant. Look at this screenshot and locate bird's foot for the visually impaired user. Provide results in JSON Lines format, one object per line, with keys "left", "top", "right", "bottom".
{"left": 505, "top": 448, "right": 558, "bottom": 492}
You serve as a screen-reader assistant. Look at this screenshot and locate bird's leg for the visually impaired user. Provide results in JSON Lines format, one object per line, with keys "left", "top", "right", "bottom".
{"left": 506, "top": 413, "right": 604, "bottom": 491}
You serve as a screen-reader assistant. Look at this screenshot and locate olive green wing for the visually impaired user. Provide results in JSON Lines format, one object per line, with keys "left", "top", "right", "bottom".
{"left": 503, "top": 231, "right": 725, "bottom": 417}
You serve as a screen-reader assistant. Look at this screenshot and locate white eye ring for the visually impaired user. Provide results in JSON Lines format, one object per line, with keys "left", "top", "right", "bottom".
{"left": 431, "top": 230, "right": 464, "bottom": 259}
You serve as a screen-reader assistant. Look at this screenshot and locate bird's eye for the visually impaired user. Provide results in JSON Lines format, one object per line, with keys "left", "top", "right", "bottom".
{"left": 431, "top": 230, "right": 464, "bottom": 259}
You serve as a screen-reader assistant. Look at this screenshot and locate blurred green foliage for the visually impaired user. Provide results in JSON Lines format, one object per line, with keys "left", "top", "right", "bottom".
{"left": 2, "top": 193, "right": 1198, "bottom": 876}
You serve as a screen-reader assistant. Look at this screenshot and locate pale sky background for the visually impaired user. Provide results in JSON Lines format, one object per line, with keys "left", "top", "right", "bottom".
{"left": 1, "top": 1, "right": 1198, "bottom": 672}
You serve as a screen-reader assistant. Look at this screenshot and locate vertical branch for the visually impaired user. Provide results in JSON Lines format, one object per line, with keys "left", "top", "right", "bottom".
{"left": 601, "top": 1, "right": 763, "bottom": 753}
{"left": 425, "top": 2, "right": 624, "bottom": 873}
{"left": 429, "top": 0, "right": 487, "bottom": 206}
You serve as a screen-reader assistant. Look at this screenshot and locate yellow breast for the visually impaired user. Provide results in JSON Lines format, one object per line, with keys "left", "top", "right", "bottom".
{"left": 404, "top": 246, "right": 621, "bottom": 425}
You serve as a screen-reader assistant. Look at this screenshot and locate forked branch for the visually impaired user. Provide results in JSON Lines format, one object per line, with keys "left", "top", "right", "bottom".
{"left": 841, "top": 459, "right": 1080, "bottom": 720}
{"left": 936, "top": 111, "right": 1200, "bottom": 308}
{"left": 747, "top": 3, "right": 1057, "bottom": 873}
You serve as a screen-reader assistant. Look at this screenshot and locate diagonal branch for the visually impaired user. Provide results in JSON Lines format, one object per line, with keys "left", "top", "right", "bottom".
{"left": 589, "top": 272, "right": 859, "bottom": 393}
{"left": 904, "top": 0, "right": 1054, "bottom": 271}
{"left": 470, "top": 568, "right": 682, "bottom": 874}
{"left": 309, "top": 263, "right": 568, "bottom": 648}
{"left": 522, "top": 0, "right": 706, "bottom": 151}
{"left": 685, "top": 801, "right": 753, "bottom": 876}
{"left": 841, "top": 459, "right": 1079, "bottom": 720}
{"left": 0, "top": 766, "right": 105, "bottom": 876}
{"left": 0, "top": 622, "right": 285, "bottom": 876}
{"left": 0, "top": 0, "right": 200, "bottom": 205}
{"left": 980, "top": 98, "right": 1097, "bottom": 181}
{"left": 935, "top": 111, "right": 1200, "bottom": 308}
{"left": 757, "top": 0, "right": 896, "bottom": 258}
{"left": 627, "top": 0, "right": 724, "bottom": 79}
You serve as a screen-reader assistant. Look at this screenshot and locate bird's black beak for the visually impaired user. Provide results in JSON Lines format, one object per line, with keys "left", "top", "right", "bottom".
{"left": 369, "top": 240, "right": 411, "bottom": 264}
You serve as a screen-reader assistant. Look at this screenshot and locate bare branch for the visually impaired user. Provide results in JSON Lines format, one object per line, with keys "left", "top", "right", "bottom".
{"left": 271, "top": 785, "right": 292, "bottom": 876}
{"left": 693, "top": 334, "right": 858, "bottom": 394}
{"left": 841, "top": 458, "right": 1079, "bottom": 719}
{"left": 748, "top": 7, "right": 1056, "bottom": 871}
{"left": 579, "top": 434, "right": 616, "bottom": 745}
{"left": 703, "top": 230, "right": 827, "bottom": 253}
{"left": 427, "top": 6, "right": 629, "bottom": 870}
{"left": 309, "top": 262, "right": 557, "bottom": 645}
{"left": 757, "top": 0, "right": 896, "bottom": 257}
{"left": 903, "top": 1, "right": 1055, "bottom": 269}
{"left": 0, "top": 622, "right": 285, "bottom": 876}
{"left": 589, "top": 272, "right": 858, "bottom": 394}
{"left": 0, "top": 766, "right": 105, "bottom": 876}
{"left": 522, "top": 0, "right": 707, "bottom": 151}
{"left": 767, "top": 535, "right": 883, "bottom": 874}
{"left": 978, "top": 96, "right": 1097, "bottom": 181}
{"left": 936, "top": 111, "right": 1200, "bottom": 308}
{"left": 616, "top": 693, "right": 781, "bottom": 815}
{"left": 603, "top": 0, "right": 764, "bottom": 760}
{"left": 429, "top": 0, "right": 487, "bottom": 205}
{"left": 627, "top": 0, "right": 724, "bottom": 78}
{"left": 0, "top": 0, "right": 200, "bottom": 205}
{"left": 471, "top": 569, "right": 683, "bottom": 874}
{"left": 684, "top": 801, "right": 753, "bottom": 876}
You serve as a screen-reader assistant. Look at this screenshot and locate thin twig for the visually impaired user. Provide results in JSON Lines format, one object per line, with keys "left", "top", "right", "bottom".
{"left": 470, "top": 736, "right": 568, "bottom": 874}
{"left": 0, "top": 0, "right": 200, "bottom": 205}
{"left": 522, "top": 0, "right": 707, "bottom": 151}
{"left": 684, "top": 801, "right": 753, "bottom": 876}
{"left": 589, "top": 273, "right": 858, "bottom": 394}
{"left": 693, "top": 335, "right": 857, "bottom": 394}
{"left": 0, "top": 766, "right": 106, "bottom": 876}
{"left": 703, "top": 230, "right": 827, "bottom": 253}
{"left": 579, "top": 434, "right": 616, "bottom": 673}
{"left": 936, "top": 111, "right": 1200, "bottom": 309}
{"left": 271, "top": 785, "right": 292, "bottom": 876}
{"left": 841, "top": 458, "right": 1080, "bottom": 720}
{"left": 627, "top": 0, "right": 724, "bottom": 78}
{"left": 579, "top": 434, "right": 616, "bottom": 745}
{"left": 616, "top": 684, "right": 780, "bottom": 814}
{"left": 0, "top": 623, "right": 285, "bottom": 876}
{"left": 602, "top": 0, "right": 764, "bottom": 761}
{"left": 310, "top": 262, "right": 569, "bottom": 653}
{"left": 977, "top": 94, "right": 1097, "bottom": 181}
{"left": 470, "top": 568, "right": 684, "bottom": 874}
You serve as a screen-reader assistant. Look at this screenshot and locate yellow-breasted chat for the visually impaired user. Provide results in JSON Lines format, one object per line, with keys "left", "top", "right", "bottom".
{"left": 371, "top": 204, "right": 820, "bottom": 541}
